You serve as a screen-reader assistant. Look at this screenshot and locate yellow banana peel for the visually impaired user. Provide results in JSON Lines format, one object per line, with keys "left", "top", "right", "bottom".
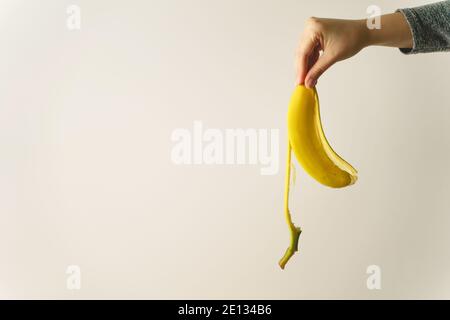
{"left": 279, "top": 85, "right": 357, "bottom": 269}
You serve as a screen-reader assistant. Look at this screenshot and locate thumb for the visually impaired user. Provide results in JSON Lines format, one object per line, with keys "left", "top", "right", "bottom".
{"left": 305, "top": 52, "right": 336, "bottom": 88}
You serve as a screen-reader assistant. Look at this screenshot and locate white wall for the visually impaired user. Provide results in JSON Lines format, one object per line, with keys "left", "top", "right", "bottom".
{"left": 0, "top": 0, "right": 449, "bottom": 299}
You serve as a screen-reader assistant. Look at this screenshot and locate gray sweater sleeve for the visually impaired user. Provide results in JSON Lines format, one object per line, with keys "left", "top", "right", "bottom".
{"left": 397, "top": 0, "right": 450, "bottom": 54}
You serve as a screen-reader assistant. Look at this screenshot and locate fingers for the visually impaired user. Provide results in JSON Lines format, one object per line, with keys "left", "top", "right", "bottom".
{"left": 296, "top": 34, "right": 319, "bottom": 85}
{"left": 304, "top": 52, "right": 336, "bottom": 88}
{"left": 296, "top": 17, "right": 365, "bottom": 88}
{"left": 296, "top": 17, "right": 337, "bottom": 88}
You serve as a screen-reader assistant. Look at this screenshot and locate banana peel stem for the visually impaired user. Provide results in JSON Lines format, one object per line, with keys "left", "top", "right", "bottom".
{"left": 279, "top": 142, "right": 302, "bottom": 269}
{"left": 279, "top": 225, "right": 301, "bottom": 269}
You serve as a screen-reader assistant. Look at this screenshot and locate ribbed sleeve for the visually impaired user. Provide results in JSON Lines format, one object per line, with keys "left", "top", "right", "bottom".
{"left": 397, "top": 0, "right": 450, "bottom": 54}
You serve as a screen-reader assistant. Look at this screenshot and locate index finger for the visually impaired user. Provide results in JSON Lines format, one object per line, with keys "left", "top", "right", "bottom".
{"left": 296, "top": 32, "right": 319, "bottom": 85}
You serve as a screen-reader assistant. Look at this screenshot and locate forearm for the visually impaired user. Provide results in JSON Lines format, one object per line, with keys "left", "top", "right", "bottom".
{"left": 359, "top": 1, "right": 450, "bottom": 54}
{"left": 362, "top": 12, "right": 413, "bottom": 49}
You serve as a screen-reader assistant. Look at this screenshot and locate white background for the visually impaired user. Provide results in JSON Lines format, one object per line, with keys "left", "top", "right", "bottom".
{"left": 0, "top": 0, "right": 449, "bottom": 299}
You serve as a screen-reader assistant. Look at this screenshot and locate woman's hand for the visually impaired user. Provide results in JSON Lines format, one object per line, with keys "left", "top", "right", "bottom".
{"left": 296, "top": 17, "right": 368, "bottom": 88}
{"left": 296, "top": 13, "right": 413, "bottom": 88}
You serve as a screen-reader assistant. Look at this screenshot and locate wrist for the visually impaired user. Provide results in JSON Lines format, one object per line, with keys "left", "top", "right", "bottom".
{"left": 358, "top": 13, "right": 413, "bottom": 49}
{"left": 355, "top": 19, "right": 373, "bottom": 48}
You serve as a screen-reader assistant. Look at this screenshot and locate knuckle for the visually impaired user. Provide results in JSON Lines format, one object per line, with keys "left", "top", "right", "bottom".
{"left": 313, "top": 65, "right": 325, "bottom": 77}
{"left": 316, "top": 67, "right": 325, "bottom": 76}
{"left": 305, "top": 16, "right": 323, "bottom": 31}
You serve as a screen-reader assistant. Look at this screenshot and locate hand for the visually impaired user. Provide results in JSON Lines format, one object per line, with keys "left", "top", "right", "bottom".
{"left": 296, "top": 17, "right": 368, "bottom": 88}
{"left": 295, "top": 13, "right": 413, "bottom": 88}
